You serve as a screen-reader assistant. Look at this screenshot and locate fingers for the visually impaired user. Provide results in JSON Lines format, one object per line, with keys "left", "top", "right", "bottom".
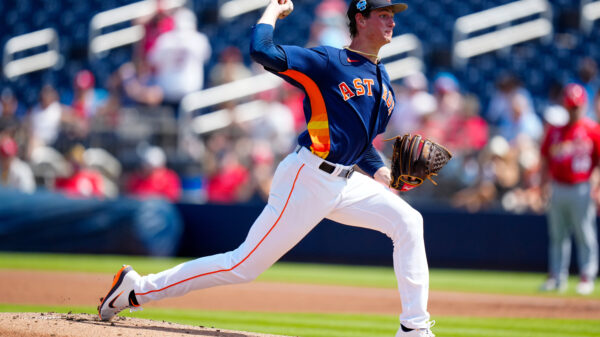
{"left": 276, "top": 0, "right": 293, "bottom": 19}
{"left": 278, "top": 0, "right": 294, "bottom": 19}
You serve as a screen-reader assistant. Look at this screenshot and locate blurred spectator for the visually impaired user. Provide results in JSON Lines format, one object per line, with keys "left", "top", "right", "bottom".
{"left": 452, "top": 135, "right": 520, "bottom": 212}
{"left": 28, "top": 85, "right": 66, "bottom": 156}
{"left": 433, "top": 72, "right": 462, "bottom": 117}
{"left": 135, "top": 0, "right": 175, "bottom": 61}
{"left": 205, "top": 149, "right": 251, "bottom": 204}
{"left": 247, "top": 140, "right": 276, "bottom": 202}
{"left": 429, "top": 95, "right": 489, "bottom": 199}
{"left": 54, "top": 70, "right": 110, "bottom": 152}
{"left": 125, "top": 145, "right": 181, "bottom": 202}
{"left": 117, "top": 59, "right": 164, "bottom": 107}
{"left": 0, "top": 88, "right": 29, "bottom": 151}
{"left": 201, "top": 125, "right": 253, "bottom": 204}
{"left": 542, "top": 81, "right": 569, "bottom": 129}
{"left": 280, "top": 82, "right": 306, "bottom": 132}
{"left": 148, "top": 7, "right": 211, "bottom": 113}
{"left": 422, "top": 72, "right": 467, "bottom": 151}
{"left": 411, "top": 93, "right": 442, "bottom": 142}
{"left": 0, "top": 136, "right": 35, "bottom": 193}
{"left": 209, "top": 46, "right": 252, "bottom": 86}
{"left": 486, "top": 74, "right": 542, "bottom": 143}
{"left": 386, "top": 72, "right": 434, "bottom": 136}
{"left": 576, "top": 57, "right": 598, "bottom": 120}
{"left": 0, "top": 88, "right": 26, "bottom": 124}
{"left": 596, "top": 87, "right": 600, "bottom": 122}
{"left": 538, "top": 83, "right": 599, "bottom": 295}
{"left": 83, "top": 148, "right": 122, "bottom": 199}
{"left": 54, "top": 144, "right": 105, "bottom": 198}
{"left": 455, "top": 95, "right": 489, "bottom": 153}
{"left": 246, "top": 88, "right": 296, "bottom": 157}
{"left": 307, "top": 0, "right": 350, "bottom": 48}
{"left": 28, "top": 145, "right": 71, "bottom": 190}
{"left": 67, "top": 70, "right": 109, "bottom": 121}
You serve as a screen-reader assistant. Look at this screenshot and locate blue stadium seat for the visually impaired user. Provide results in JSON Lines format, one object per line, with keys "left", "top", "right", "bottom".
{"left": 0, "top": 0, "right": 594, "bottom": 120}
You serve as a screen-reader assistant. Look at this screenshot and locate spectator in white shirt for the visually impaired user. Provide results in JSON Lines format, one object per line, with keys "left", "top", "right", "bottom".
{"left": 148, "top": 7, "right": 211, "bottom": 114}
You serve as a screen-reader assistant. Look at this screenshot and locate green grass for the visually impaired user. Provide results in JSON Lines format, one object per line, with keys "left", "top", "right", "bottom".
{"left": 1, "top": 304, "right": 599, "bottom": 337}
{"left": 0, "top": 251, "right": 597, "bottom": 298}
{"left": 1, "top": 252, "right": 600, "bottom": 337}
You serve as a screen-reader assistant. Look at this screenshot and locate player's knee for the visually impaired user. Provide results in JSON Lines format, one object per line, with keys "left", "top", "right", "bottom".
{"left": 407, "top": 209, "right": 424, "bottom": 233}
{"left": 225, "top": 252, "right": 263, "bottom": 284}
{"left": 234, "top": 267, "right": 262, "bottom": 283}
{"left": 393, "top": 209, "right": 423, "bottom": 241}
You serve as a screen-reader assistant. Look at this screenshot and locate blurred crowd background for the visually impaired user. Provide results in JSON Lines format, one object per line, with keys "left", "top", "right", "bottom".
{"left": 0, "top": 0, "right": 599, "bottom": 213}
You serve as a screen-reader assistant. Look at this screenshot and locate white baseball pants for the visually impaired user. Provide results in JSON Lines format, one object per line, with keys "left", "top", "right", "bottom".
{"left": 135, "top": 147, "right": 431, "bottom": 332}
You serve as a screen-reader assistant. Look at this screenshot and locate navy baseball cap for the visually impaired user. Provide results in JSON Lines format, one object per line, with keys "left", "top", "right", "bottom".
{"left": 347, "top": 0, "right": 408, "bottom": 20}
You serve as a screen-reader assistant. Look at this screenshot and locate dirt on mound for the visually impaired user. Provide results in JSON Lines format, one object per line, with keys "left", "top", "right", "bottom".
{"left": 0, "top": 312, "right": 293, "bottom": 337}
{"left": 1, "top": 269, "right": 599, "bottom": 320}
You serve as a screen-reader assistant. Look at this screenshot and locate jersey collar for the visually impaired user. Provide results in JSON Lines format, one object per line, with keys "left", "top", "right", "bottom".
{"left": 340, "top": 48, "right": 375, "bottom": 66}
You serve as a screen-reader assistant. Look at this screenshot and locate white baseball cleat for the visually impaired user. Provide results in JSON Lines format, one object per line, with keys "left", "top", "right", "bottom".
{"left": 98, "top": 265, "right": 142, "bottom": 321}
{"left": 575, "top": 278, "right": 595, "bottom": 295}
{"left": 398, "top": 321, "right": 435, "bottom": 336}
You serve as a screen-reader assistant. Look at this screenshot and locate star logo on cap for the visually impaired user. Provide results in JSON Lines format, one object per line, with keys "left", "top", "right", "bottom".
{"left": 356, "top": 0, "right": 367, "bottom": 11}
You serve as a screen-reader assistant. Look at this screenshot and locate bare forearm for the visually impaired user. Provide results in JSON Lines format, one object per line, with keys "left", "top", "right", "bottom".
{"left": 258, "top": 4, "right": 282, "bottom": 26}
{"left": 374, "top": 166, "right": 392, "bottom": 187}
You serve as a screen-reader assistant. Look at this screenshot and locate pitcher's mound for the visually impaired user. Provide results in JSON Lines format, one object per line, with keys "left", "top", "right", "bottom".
{"left": 0, "top": 312, "right": 293, "bottom": 337}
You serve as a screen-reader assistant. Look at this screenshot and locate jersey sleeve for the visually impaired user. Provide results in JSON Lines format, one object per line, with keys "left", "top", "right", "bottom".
{"left": 279, "top": 45, "right": 329, "bottom": 77}
{"left": 356, "top": 144, "right": 385, "bottom": 177}
{"left": 250, "top": 24, "right": 288, "bottom": 72}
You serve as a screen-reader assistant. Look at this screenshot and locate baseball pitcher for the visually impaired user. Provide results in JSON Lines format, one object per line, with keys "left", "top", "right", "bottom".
{"left": 99, "top": 1, "right": 451, "bottom": 336}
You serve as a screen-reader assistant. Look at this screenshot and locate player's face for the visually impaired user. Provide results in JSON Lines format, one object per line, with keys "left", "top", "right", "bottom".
{"left": 364, "top": 8, "right": 396, "bottom": 45}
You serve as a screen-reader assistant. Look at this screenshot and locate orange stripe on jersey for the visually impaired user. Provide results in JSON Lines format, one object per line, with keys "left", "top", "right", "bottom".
{"left": 280, "top": 69, "right": 330, "bottom": 158}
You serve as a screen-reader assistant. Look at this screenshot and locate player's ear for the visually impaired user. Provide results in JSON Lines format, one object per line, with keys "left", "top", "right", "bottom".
{"left": 355, "top": 13, "right": 367, "bottom": 28}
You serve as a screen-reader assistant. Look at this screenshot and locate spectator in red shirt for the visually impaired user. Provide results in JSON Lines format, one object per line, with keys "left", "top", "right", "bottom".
{"left": 55, "top": 144, "right": 104, "bottom": 198}
{"left": 205, "top": 150, "right": 250, "bottom": 204}
{"left": 135, "top": 0, "right": 175, "bottom": 61}
{"left": 126, "top": 146, "right": 181, "bottom": 202}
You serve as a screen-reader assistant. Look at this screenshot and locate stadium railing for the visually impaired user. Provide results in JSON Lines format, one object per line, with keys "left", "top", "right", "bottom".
{"left": 219, "top": 0, "right": 267, "bottom": 21}
{"left": 2, "top": 28, "right": 61, "bottom": 80}
{"left": 88, "top": 0, "right": 187, "bottom": 60}
{"left": 452, "top": 0, "right": 553, "bottom": 68}
{"left": 581, "top": 0, "right": 600, "bottom": 34}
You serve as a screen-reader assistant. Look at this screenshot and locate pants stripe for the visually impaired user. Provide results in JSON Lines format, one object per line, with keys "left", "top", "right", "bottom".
{"left": 135, "top": 164, "right": 306, "bottom": 297}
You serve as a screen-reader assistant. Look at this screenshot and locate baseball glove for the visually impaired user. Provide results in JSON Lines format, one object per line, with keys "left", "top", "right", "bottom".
{"left": 388, "top": 134, "right": 452, "bottom": 192}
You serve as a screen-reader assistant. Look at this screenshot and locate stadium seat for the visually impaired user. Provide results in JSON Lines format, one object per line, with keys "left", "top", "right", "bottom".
{"left": 1, "top": 0, "right": 596, "bottom": 118}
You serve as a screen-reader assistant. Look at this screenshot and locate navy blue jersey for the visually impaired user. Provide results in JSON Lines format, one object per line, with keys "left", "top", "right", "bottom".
{"left": 276, "top": 45, "right": 395, "bottom": 166}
